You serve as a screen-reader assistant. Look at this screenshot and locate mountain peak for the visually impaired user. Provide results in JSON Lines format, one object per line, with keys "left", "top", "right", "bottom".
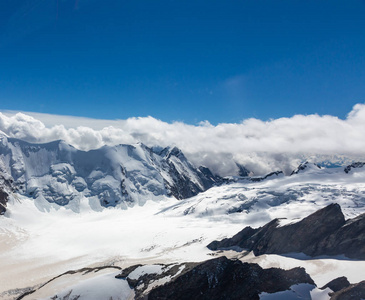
{"left": 290, "top": 161, "right": 322, "bottom": 175}
{"left": 157, "top": 146, "right": 185, "bottom": 160}
{"left": 344, "top": 162, "right": 365, "bottom": 173}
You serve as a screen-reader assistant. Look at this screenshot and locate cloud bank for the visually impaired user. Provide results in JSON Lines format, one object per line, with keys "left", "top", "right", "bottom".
{"left": 1, "top": 104, "right": 365, "bottom": 176}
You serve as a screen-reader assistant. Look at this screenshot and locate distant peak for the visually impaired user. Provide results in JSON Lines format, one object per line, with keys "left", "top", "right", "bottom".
{"left": 235, "top": 163, "right": 251, "bottom": 177}
{"left": 169, "top": 146, "right": 182, "bottom": 156}
{"left": 344, "top": 162, "right": 365, "bottom": 173}
{"left": 158, "top": 146, "right": 185, "bottom": 160}
{"left": 290, "top": 161, "right": 321, "bottom": 175}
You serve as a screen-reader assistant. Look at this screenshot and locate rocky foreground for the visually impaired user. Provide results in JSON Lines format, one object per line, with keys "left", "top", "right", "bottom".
{"left": 15, "top": 255, "right": 365, "bottom": 300}
{"left": 16, "top": 256, "right": 315, "bottom": 300}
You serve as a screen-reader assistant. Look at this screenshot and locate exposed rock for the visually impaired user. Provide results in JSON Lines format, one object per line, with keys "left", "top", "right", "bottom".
{"left": 321, "top": 276, "right": 350, "bottom": 292}
{"left": 207, "top": 226, "right": 259, "bottom": 251}
{"left": 0, "top": 189, "right": 8, "bottom": 214}
{"left": 115, "top": 262, "right": 198, "bottom": 299}
{"left": 290, "top": 161, "right": 321, "bottom": 175}
{"left": 249, "top": 171, "right": 284, "bottom": 182}
{"left": 147, "top": 256, "right": 314, "bottom": 300}
{"left": 344, "top": 162, "right": 365, "bottom": 173}
{"left": 0, "top": 172, "right": 14, "bottom": 215}
{"left": 160, "top": 147, "right": 222, "bottom": 200}
{"left": 115, "top": 264, "right": 143, "bottom": 279}
{"left": 208, "top": 204, "right": 365, "bottom": 259}
{"left": 253, "top": 203, "right": 345, "bottom": 256}
{"left": 236, "top": 163, "right": 250, "bottom": 177}
{"left": 329, "top": 280, "right": 365, "bottom": 300}
{"left": 198, "top": 166, "right": 222, "bottom": 188}
{"left": 14, "top": 258, "right": 314, "bottom": 300}
{"left": 314, "top": 212, "right": 365, "bottom": 259}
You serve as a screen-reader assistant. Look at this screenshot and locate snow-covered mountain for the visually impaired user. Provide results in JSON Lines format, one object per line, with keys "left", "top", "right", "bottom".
{"left": 159, "top": 161, "right": 365, "bottom": 222}
{"left": 1, "top": 136, "right": 365, "bottom": 300}
{"left": 0, "top": 135, "right": 219, "bottom": 212}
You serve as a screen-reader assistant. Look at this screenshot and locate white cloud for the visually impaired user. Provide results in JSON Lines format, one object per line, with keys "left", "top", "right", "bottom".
{"left": 1, "top": 104, "right": 365, "bottom": 176}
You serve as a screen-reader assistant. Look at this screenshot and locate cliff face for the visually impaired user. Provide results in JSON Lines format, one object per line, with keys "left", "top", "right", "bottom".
{"left": 329, "top": 280, "right": 365, "bottom": 300}
{"left": 0, "top": 189, "right": 8, "bottom": 215}
{"left": 208, "top": 204, "right": 365, "bottom": 260}
{"left": 0, "top": 171, "right": 15, "bottom": 214}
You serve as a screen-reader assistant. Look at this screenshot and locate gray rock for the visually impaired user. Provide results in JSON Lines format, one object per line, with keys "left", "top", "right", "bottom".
{"left": 147, "top": 256, "right": 314, "bottom": 300}
{"left": 208, "top": 204, "right": 365, "bottom": 259}
{"left": 290, "top": 161, "right": 321, "bottom": 175}
{"left": 329, "top": 280, "right": 365, "bottom": 300}
{"left": 321, "top": 276, "right": 350, "bottom": 292}
{"left": 344, "top": 162, "right": 365, "bottom": 174}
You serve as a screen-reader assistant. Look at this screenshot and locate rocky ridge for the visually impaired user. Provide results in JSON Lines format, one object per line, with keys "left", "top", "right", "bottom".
{"left": 208, "top": 204, "right": 365, "bottom": 259}
{"left": 145, "top": 256, "right": 314, "bottom": 300}
{"left": 0, "top": 170, "right": 16, "bottom": 214}
{"left": 20, "top": 256, "right": 315, "bottom": 300}
{"left": 13, "top": 258, "right": 365, "bottom": 300}
{"left": 329, "top": 280, "right": 365, "bottom": 300}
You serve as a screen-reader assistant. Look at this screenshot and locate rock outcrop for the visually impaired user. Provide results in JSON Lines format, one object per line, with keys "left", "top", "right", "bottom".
{"left": 321, "top": 276, "right": 351, "bottom": 293}
{"left": 329, "top": 280, "right": 365, "bottom": 300}
{"left": 208, "top": 204, "right": 365, "bottom": 259}
{"left": 344, "top": 162, "right": 365, "bottom": 174}
{"left": 15, "top": 257, "right": 315, "bottom": 300}
{"left": 0, "top": 172, "right": 15, "bottom": 214}
{"left": 0, "top": 189, "right": 8, "bottom": 214}
{"left": 146, "top": 256, "right": 314, "bottom": 300}
{"left": 115, "top": 256, "right": 314, "bottom": 300}
{"left": 290, "top": 161, "right": 321, "bottom": 175}
{"left": 249, "top": 171, "right": 284, "bottom": 182}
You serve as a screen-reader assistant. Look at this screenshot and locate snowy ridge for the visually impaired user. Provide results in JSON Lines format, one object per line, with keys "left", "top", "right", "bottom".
{"left": 160, "top": 162, "right": 365, "bottom": 221}
{"left": 290, "top": 161, "right": 322, "bottom": 175}
{"left": 207, "top": 203, "right": 365, "bottom": 259}
{"left": 0, "top": 136, "right": 219, "bottom": 211}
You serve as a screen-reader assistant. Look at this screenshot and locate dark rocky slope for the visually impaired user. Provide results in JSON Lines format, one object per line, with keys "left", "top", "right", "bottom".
{"left": 344, "top": 162, "right": 365, "bottom": 173}
{"left": 147, "top": 257, "right": 313, "bottom": 300}
{"left": 0, "top": 189, "right": 8, "bottom": 215}
{"left": 329, "top": 280, "right": 365, "bottom": 300}
{"left": 208, "top": 204, "right": 365, "bottom": 259}
{"left": 15, "top": 257, "right": 314, "bottom": 300}
{"left": 115, "top": 256, "right": 314, "bottom": 300}
{"left": 320, "top": 277, "right": 365, "bottom": 300}
{"left": 321, "top": 276, "right": 351, "bottom": 293}
{"left": 0, "top": 172, "right": 16, "bottom": 214}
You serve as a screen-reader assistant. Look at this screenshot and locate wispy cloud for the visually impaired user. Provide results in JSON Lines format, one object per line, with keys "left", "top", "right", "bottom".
{"left": 1, "top": 104, "right": 365, "bottom": 175}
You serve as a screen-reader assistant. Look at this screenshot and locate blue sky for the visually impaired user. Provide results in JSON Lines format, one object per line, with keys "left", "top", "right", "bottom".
{"left": 0, "top": 0, "right": 364, "bottom": 124}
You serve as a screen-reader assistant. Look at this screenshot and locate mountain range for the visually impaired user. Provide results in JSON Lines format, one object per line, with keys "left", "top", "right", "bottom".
{"left": 0, "top": 135, "right": 219, "bottom": 213}
{"left": 1, "top": 135, "right": 365, "bottom": 300}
